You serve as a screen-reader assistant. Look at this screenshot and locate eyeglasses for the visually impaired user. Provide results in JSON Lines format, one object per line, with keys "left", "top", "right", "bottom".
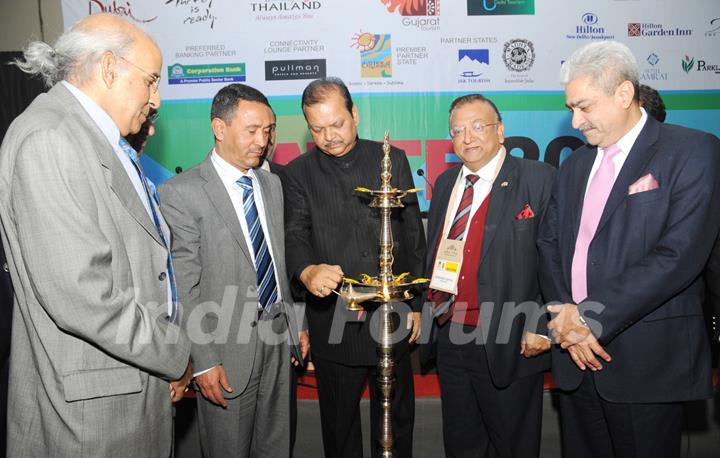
{"left": 115, "top": 54, "right": 161, "bottom": 93}
{"left": 449, "top": 121, "right": 499, "bottom": 139}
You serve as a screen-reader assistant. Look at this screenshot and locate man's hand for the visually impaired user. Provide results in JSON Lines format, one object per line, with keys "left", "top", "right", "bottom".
{"left": 520, "top": 332, "right": 551, "bottom": 358}
{"left": 565, "top": 333, "right": 611, "bottom": 371}
{"left": 408, "top": 312, "right": 421, "bottom": 343}
{"left": 169, "top": 362, "right": 193, "bottom": 402}
{"left": 195, "top": 365, "right": 233, "bottom": 408}
{"left": 292, "top": 330, "right": 310, "bottom": 367}
{"left": 547, "top": 303, "right": 611, "bottom": 371}
{"left": 300, "top": 264, "right": 343, "bottom": 298}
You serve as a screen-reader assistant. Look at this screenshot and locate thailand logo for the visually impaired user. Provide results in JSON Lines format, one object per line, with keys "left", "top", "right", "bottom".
{"left": 503, "top": 39, "right": 535, "bottom": 72}
{"left": 265, "top": 59, "right": 326, "bottom": 80}
{"left": 250, "top": 0, "right": 322, "bottom": 12}
{"left": 468, "top": 0, "right": 534, "bottom": 16}
{"left": 380, "top": 0, "right": 439, "bottom": 16}
{"left": 352, "top": 31, "right": 392, "bottom": 78}
{"left": 681, "top": 55, "right": 694, "bottom": 74}
{"left": 458, "top": 49, "right": 489, "bottom": 77}
{"left": 167, "top": 63, "right": 246, "bottom": 85}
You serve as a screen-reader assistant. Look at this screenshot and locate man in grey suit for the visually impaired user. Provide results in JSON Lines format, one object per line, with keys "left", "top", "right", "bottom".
{"left": 0, "top": 14, "right": 191, "bottom": 457}
{"left": 159, "top": 83, "right": 307, "bottom": 458}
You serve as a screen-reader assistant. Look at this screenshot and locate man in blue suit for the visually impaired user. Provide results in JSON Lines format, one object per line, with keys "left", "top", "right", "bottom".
{"left": 538, "top": 40, "right": 720, "bottom": 458}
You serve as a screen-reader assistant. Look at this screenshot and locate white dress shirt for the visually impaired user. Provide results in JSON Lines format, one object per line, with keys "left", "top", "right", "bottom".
{"left": 442, "top": 146, "right": 506, "bottom": 239}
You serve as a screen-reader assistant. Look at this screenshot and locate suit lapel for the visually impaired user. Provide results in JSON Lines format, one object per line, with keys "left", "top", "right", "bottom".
{"left": 595, "top": 117, "right": 661, "bottom": 234}
{"left": 479, "top": 156, "right": 518, "bottom": 266}
{"left": 425, "top": 167, "right": 460, "bottom": 274}
{"left": 50, "top": 85, "right": 165, "bottom": 246}
{"left": 199, "top": 158, "right": 253, "bottom": 264}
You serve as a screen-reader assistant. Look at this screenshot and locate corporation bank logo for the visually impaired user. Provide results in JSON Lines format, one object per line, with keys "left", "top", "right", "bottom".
{"left": 503, "top": 39, "right": 535, "bottom": 72}
{"left": 351, "top": 31, "right": 393, "bottom": 78}
{"left": 167, "top": 63, "right": 246, "bottom": 85}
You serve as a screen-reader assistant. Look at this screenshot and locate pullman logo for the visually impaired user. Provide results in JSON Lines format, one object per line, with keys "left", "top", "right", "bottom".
{"left": 265, "top": 59, "right": 326, "bottom": 80}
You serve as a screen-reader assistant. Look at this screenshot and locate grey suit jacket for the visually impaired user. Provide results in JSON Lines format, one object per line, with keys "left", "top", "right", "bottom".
{"left": 0, "top": 83, "right": 191, "bottom": 457}
{"left": 158, "top": 157, "right": 299, "bottom": 395}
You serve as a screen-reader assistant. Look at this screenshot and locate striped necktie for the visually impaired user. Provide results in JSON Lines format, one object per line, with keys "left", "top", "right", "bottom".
{"left": 432, "top": 174, "right": 479, "bottom": 322}
{"left": 118, "top": 138, "right": 178, "bottom": 322}
{"left": 236, "top": 176, "right": 278, "bottom": 313}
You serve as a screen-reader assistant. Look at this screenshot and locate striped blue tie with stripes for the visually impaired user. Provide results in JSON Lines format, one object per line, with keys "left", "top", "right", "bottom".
{"left": 236, "top": 176, "right": 278, "bottom": 313}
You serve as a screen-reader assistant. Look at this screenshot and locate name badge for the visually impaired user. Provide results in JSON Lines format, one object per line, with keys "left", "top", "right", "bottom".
{"left": 429, "top": 238, "right": 464, "bottom": 294}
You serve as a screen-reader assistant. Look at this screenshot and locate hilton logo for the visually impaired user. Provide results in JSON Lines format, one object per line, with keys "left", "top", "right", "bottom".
{"left": 265, "top": 59, "right": 326, "bottom": 80}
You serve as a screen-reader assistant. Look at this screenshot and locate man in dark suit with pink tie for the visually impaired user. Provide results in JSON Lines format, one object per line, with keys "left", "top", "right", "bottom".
{"left": 538, "top": 40, "right": 720, "bottom": 458}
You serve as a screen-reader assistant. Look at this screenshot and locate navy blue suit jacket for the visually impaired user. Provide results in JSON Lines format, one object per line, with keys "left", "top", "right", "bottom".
{"left": 422, "top": 154, "right": 555, "bottom": 387}
{"left": 538, "top": 116, "right": 720, "bottom": 402}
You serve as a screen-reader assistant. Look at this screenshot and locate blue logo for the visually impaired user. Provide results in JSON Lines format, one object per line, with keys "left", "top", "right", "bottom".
{"left": 458, "top": 49, "right": 490, "bottom": 79}
{"left": 646, "top": 53, "right": 660, "bottom": 66}
{"left": 582, "top": 13, "right": 598, "bottom": 25}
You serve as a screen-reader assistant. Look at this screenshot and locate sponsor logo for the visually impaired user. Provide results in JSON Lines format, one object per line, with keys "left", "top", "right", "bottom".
{"left": 351, "top": 31, "right": 393, "bottom": 78}
{"left": 503, "top": 39, "right": 534, "bottom": 72}
{"left": 265, "top": 59, "right": 326, "bottom": 80}
{"left": 167, "top": 63, "right": 246, "bottom": 85}
{"left": 165, "top": 0, "right": 217, "bottom": 29}
{"left": 567, "top": 12, "right": 615, "bottom": 40}
{"left": 682, "top": 54, "right": 720, "bottom": 75}
{"left": 682, "top": 55, "right": 695, "bottom": 73}
{"left": 88, "top": 0, "right": 157, "bottom": 23}
{"left": 458, "top": 49, "right": 490, "bottom": 82}
{"left": 467, "top": 0, "right": 534, "bottom": 16}
{"left": 380, "top": 0, "right": 439, "bottom": 16}
{"left": 250, "top": 0, "right": 321, "bottom": 12}
{"left": 706, "top": 17, "right": 720, "bottom": 37}
{"left": 628, "top": 22, "right": 692, "bottom": 37}
{"left": 640, "top": 53, "right": 667, "bottom": 82}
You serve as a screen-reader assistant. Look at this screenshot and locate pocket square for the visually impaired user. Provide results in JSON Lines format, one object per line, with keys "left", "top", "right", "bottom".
{"left": 628, "top": 173, "right": 659, "bottom": 195}
{"left": 514, "top": 203, "right": 535, "bottom": 220}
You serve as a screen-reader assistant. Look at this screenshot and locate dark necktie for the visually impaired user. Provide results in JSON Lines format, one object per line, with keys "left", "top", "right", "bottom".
{"left": 236, "top": 176, "right": 278, "bottom": 313}
{"left": 118, "top": 138, "right": 178, "bottom": 322}
{"left": 432, "top": 174, "right": 479, "bottom": 323}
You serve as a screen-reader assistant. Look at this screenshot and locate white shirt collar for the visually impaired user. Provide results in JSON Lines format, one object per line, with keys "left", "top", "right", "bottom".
{"left": 604, "top": 107, "right": 648, "bottom": 156}
{"left": 211, "top": 149, "right": 255, "bottom": 186}
{"left": 61, "top": 80, "right": 120, "bottom": 149}
{"left": 460, "top": 145, "right": 506, "bottom": 183}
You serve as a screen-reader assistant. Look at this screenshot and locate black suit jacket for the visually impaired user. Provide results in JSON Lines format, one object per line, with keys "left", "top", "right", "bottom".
{"left": 421, "top": 154, "right": 554, "bottom": 387}
{"left": 282, "top": 139, "right": 426, "bottom": 366}
{"left": 538, "top": 116, "right": 720, "bottom": 402}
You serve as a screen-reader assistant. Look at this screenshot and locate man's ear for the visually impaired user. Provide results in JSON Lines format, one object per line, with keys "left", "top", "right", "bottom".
{"left": 100, "top": 51, "right": 117, "bottom": 88}
{"left": 211, "top": 117, "right": 225, "bottom": 141}
{"left": 616, "top": 80, "right": 636, "bottom": 109}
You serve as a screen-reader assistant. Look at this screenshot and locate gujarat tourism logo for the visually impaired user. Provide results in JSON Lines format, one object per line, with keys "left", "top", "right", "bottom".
{"left": 380, "top": 0, "right": 439, "bottom": 16}
{"left": 351, "top": 31, "right": 393, "bottom": 78}
{"left": 503, "top": 39, "right": 535, "bottom": 72}
{"left": 468, "top": 0, "right": 534, "bottom": 16}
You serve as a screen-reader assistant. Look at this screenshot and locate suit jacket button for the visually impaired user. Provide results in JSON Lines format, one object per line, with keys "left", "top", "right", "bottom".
{"left": 158, "top": 272, "right": 167, "bottom": 281}
{"left": 251, "top": 321, "right": 257, "bottom": 328}
{"left": 2, "top": 262, "right": 8, "bottom": 273}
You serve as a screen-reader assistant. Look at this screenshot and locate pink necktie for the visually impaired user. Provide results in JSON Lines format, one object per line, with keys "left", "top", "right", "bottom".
{"left": 571, "top": 144, "right": 621, "bottom": 303}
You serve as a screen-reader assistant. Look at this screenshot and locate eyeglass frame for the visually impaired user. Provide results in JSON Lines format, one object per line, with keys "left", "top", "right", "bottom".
{"left": 449, "top": 121, "right": 500, "bottom": 139}
{"left": 115, "top": 54, "right": 161, "bottom": 93}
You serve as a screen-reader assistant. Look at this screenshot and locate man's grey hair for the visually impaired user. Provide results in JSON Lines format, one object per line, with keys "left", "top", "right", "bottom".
{"left": 14, "top": 27, "right": 135, "bottom": 88}
{"left": 560, "top": 41, "right": 640, "bottom": 98}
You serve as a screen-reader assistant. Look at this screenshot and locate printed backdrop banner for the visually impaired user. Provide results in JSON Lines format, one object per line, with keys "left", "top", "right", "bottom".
{"left": 61, "top": 0, "right": 720, "bottom": 210}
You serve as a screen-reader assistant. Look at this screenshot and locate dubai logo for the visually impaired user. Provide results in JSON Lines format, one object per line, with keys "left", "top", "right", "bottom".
{"left": 503, "top": 39, "right": 535, "bottom": 72}
{"left": 88, "top": 0, "right": 157, "bottom": 23}
{"left": 380, "top": 0, "right": 439, "bottom": 16}
{"left": 682, "top": 55, "right": 695, "bottom": 73}
{"left": 351, "top": 31, "right": 392, "bottom": 78}
{"left": 468, "top": 0, "right": 534, "bottom": 16}
{"left": 458, "top": 49, "right": 489, "bottom": 77}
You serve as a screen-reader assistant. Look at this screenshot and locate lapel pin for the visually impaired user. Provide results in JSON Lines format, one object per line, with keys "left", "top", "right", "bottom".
{"left": 500, "top": 181, "right": 509, "bottom": 187}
